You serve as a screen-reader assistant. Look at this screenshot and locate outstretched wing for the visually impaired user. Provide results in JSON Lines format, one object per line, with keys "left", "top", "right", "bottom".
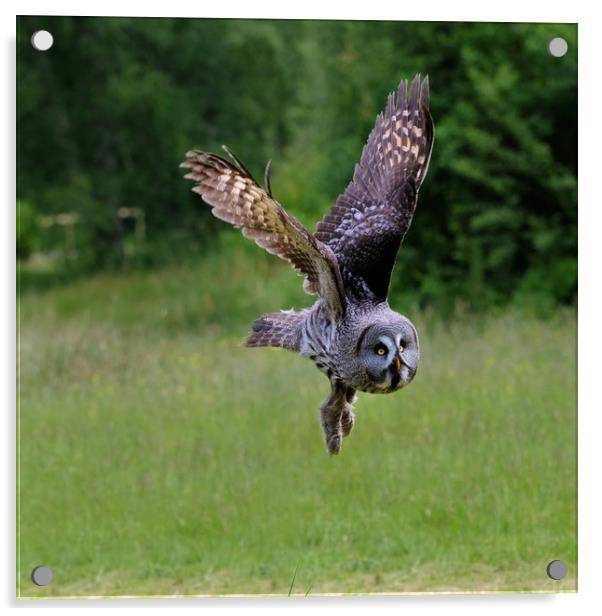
{"left": 181, "top": 148, "right": 346, "bottom": 318}
{"left": 315, "top": 74, "right": 434, "bottom": 301}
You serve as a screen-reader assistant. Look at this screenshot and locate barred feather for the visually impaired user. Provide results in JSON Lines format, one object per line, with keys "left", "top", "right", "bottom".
{"left": 181, "top": 148, "right": 346, "bottom": 318}
{"left": 315, "top": 74, "right": 434, "bottom": 301}
{"left": 245, "top": 309, "right": 307, "bottom": 350}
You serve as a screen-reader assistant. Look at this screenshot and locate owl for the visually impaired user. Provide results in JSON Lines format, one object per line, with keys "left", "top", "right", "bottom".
{"left": 181, "top": 75, "right": 434, "bottom": 454}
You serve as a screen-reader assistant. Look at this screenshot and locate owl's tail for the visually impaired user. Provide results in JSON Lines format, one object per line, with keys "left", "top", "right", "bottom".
{"left": 244, "top": 309, "right": 306, "bottom": 351}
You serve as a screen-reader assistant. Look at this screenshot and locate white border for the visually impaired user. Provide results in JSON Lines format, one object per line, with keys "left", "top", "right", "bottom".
{"left": 7, "top": 1, "right": 583, "bottom": 22}
{"left": 4, "top": 1, "right": 600, "bottom": 614}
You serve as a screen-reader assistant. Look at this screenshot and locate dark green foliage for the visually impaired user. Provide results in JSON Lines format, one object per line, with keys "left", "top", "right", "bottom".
{"left": 16, "top": 200, "right": 39, "bottom": 260}
{"left": 17, "top": 17, "right": 576, "bottom": 309}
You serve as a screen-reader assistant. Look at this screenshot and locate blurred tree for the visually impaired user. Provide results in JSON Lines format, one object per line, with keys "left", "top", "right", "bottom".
{"left": 17, "top": 17, "right": 577, "bottom": 309}
{"left": 16, "top": 200, "right": 39, "bottom": 260}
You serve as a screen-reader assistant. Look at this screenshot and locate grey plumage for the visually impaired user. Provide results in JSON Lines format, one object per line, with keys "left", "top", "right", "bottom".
{"left": 245, "top": 309, "right": 308, "bottom": 350}
{"left": 181, "top": 75, "right": 434, "bottom": 454}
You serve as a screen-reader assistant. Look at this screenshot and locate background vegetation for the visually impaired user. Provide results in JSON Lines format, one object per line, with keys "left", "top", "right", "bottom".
{"left": 18, "top": 259, "right": 576, "bottom": 597}
{"left": 17, "top": 17, "right": 577, "bottom": 597}
{"left": 17, "top": 17, "right": 576, "bottom": 312}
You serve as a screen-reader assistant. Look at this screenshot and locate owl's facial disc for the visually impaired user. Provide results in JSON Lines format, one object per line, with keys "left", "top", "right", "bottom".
{"left": 358, "top": 320, "right": 419, "bottom": 392}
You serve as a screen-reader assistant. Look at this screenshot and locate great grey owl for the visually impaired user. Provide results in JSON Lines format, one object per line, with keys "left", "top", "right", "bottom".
{"left": 181, "top": 74, "right": 434, "bottom": 455}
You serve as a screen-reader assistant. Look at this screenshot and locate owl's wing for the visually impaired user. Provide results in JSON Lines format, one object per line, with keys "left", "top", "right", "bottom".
{"left": 315, "top": 75, "right": 434, "bottom": 301}
{"left": 181, "top": 148, "right": 346, "bottom": 318}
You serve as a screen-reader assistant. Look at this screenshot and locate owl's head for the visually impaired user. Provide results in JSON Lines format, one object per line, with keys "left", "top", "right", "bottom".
{"left": 356, "top": 318, "right": 419, "bottom": 392}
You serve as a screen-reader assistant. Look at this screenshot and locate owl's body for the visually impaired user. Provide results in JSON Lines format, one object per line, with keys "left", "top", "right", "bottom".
{"left": 182, "top": 75, "right": 434, "bottom": 454}
{"left": 251, "top": 300, "right": 408, "bottom": 390}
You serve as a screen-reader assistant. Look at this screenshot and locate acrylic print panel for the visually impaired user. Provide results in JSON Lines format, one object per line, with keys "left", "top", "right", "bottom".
{"left": 16, "top": 16, "right": 577, "bottom": 598}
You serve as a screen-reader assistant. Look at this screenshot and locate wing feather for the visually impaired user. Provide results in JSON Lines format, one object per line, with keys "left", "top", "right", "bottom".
{"left": 181, "top": 148, "right": 346, "bottom": 317}
{"left": 315, "top": 74, "right": 434, "bottom": 301}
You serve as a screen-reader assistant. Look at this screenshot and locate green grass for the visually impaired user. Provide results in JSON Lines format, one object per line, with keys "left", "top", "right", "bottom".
{"left": 17, "top": 254, "right": 577, "bottom": 597}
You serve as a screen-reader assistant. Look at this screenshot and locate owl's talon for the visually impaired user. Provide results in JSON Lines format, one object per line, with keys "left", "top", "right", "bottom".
{"left": 341, "top": 408, "right": 355, "bottom": 437}
{"left": 320, "top": 382, "right": 356, "bottom": 454}
{"left": 326, "top": 432, "right": 342, "bottom": 455}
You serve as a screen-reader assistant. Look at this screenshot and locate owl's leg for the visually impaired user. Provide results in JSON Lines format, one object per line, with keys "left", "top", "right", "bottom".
{"left": 320, "top": 381, "right": 355, "bottom": 455}
{"left": 341, "top": 388, "right": 357, "bottom": 438}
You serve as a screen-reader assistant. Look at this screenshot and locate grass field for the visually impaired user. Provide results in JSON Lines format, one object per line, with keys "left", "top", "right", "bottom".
{"left": 17, "top": 252, "right": 577, "bottom": 597}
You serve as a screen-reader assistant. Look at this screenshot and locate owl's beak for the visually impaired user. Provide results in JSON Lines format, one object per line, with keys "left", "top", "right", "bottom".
{"left": 389, "top": 352, "right": 416, "bottom": 391}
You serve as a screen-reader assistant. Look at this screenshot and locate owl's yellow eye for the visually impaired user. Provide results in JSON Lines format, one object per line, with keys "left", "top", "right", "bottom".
{"left": 399, "top": 344, "right": 405, "bottom": 353}
{"left": 375, "top": 344, "right": 387, "bottom": 356}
